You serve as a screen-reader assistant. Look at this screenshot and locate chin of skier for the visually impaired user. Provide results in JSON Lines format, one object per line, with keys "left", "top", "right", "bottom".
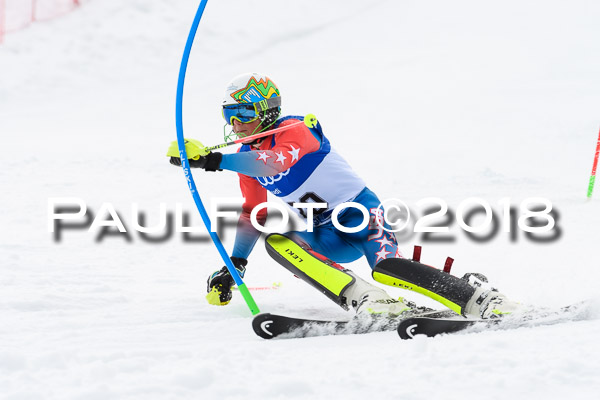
{"left": 168, "top": 72, "right": 520, "bottom": 320}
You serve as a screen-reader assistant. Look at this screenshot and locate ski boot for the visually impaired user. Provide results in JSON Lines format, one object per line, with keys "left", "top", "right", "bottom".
{"left": 345, "top": 273, "right": 433, "bottom": 318}
{"left": 461, "top": 272, "right": 521, "bottom": 319}
{"left": 206, "top": 257, "right": 247, "bottom": 306}
{"left": 346, "top": 272, "right": 414, "bottom": 317}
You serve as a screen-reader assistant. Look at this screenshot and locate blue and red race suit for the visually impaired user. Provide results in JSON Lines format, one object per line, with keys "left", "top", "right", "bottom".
{"left": 218, "top": 115, "right": 403, "bottom": 268}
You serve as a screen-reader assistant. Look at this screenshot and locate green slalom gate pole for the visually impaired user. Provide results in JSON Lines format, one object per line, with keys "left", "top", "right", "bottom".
{"left": 175, "top": 0, "right": 259, "bottom": 315}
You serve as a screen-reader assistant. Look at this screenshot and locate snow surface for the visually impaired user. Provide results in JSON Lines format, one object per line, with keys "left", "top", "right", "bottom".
{"left": 1, "top": 0, "right": 600, "bottom": 399}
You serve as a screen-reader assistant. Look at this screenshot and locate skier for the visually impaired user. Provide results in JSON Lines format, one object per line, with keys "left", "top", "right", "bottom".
{"left": 168, "top": 72, "right": 519, "bottom": 320}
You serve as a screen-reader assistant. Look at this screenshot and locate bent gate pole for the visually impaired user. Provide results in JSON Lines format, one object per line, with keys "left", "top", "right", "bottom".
{"left": 175, "top": 0, "right": 259, "bottom": 315}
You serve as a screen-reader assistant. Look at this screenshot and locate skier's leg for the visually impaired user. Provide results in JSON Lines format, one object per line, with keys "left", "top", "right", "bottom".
{"left": 265, "top": 232, "right": 416, "bottom": 315}
{"left": 286, "top": 226, "right": 363, "bottom": 264}
{"left": 328, "top": 188, "right": 519, "bottom": 319}
{"left": 329, "top": 187, "right": 404, "bottom": 268}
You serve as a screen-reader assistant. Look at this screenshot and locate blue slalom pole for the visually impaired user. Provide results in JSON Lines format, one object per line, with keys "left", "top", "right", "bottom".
{"left": 175, "top": 0, "right": 260, "bottom": 315}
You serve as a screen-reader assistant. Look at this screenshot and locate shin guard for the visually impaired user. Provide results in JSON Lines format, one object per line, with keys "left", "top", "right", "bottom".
{"left": 373, "top": 258, "right": 476, "bottom": 315}
{"left": 265, "top": 233, "right": 356, "bottom": 310}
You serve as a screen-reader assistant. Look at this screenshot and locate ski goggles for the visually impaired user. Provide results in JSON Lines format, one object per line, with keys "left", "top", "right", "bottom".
{"left": 222, "top": 97, "right": 281, "bottom": 125}
{"left": 222, "top": 104, "right": 259, "bottom": 125}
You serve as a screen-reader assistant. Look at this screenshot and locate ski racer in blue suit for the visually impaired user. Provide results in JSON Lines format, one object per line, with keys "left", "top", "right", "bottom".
{"left": 168, "top": 72, "right": 520, "bottom": 320}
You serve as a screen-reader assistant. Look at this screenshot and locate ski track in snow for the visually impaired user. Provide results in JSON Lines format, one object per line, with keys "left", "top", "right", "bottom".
{"left": 1, "top": 0, "right": 600, "bottom": 399}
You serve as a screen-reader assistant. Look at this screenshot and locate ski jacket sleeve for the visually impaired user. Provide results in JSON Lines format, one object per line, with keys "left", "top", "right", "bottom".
{"left": 219, "top": 119, "right": 321, "bottom": 177}
{"left": 231, "top": 173, "right": 268, "bottom": 260}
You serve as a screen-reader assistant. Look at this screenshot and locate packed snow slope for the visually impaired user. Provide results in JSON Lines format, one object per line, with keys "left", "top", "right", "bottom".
{"left": 1, "top": 0, "right": 600, "bottom": 399}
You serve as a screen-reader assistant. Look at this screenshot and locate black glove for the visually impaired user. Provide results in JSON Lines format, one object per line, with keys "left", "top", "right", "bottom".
{"left": 206, "top": 257, "right": 248, "bottom": 293}
{"left": 169, "top": 152, "right": 223, "bottom": 171}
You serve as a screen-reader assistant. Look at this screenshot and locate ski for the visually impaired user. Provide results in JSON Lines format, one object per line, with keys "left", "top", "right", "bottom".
{"left": 252, "top": 310, "right": 456, "bottom": 339}
{"left": 397, "top": 301, "right": 590, "bottom": 339}
{"left": 253, "top": 313, "right": 351, "bottom": 339}
{"left": 254, "top": 301, "right": 591, "bottom": 340}
{"left": 397, "top": 316, "right": 490, "bottom": 339}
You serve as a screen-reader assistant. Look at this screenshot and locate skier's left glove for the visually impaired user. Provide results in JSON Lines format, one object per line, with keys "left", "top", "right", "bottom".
{"left": 206, "top": 257, "right": 248, "bottom": 306}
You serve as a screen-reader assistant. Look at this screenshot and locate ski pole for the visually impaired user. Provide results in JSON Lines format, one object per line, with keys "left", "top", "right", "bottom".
{"left": 175, "top": 0, "right": 259, "bottom": 315}
{"left": 587, "top": 126, "right": 600, "bottom": 199}
{"left": 205, "top": 114, "right": 317, "bottom": 152}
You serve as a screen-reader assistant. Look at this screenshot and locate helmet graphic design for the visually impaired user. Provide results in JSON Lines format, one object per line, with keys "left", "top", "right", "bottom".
{"left": 222, "top": 72, "right": 280, "bottom": 106}
{"left": 221, "top": 73, "right": 282, "bottom": 140}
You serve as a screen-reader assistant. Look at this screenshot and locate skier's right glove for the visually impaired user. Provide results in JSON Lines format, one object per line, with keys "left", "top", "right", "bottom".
{"left": 205, "top": 257, "right": 248, "bottom": 306}
{"left": 166, "top": 139, "right": 223, "bottom": 171}
{"left": 169, "top": 152, "right": 223, "bottom": 171}
{"left": 166, "top": 138, "right": 209, "bottom": 159}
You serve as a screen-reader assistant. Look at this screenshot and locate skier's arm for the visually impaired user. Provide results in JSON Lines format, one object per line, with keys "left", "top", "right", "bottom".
{"left": 219, "top": 120, "right": 321, "bottom": 177}
{"left": 231, "top": 174, "right": 268, "bottom": 260}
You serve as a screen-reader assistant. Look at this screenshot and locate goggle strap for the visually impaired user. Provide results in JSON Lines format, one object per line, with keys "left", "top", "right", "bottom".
{"left": 254, "top": 96, "right": 281, "bottom": 112}
{"left": 256, "top": 100, "right": 268, "bottom": 112}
